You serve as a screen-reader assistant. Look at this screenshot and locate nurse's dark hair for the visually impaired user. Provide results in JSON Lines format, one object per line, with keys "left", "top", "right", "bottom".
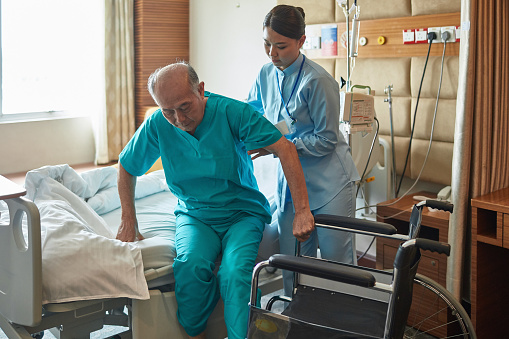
{"left": 263, "top": 5, "right": 305, "bottom": 40}
{"left": 147, "top": 61, "right": 200, "bottom": 101}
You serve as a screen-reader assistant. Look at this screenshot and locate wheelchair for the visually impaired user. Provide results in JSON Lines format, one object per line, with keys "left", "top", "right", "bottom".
{"left": 248, "top": 200, "right": 476, "bottom": 338}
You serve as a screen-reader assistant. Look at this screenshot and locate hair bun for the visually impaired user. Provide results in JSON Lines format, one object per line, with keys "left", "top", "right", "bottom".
{"left": 296, "top": 7, "right": 305, "bottom": 20}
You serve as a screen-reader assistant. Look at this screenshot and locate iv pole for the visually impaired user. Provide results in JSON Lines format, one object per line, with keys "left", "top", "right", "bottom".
{"left": 338, "top": 0, "right": 358, "bottom": 147}
{"left": 338, "top": 0, "right": 359, "bottom": 92}
{"left": 345, "top": 1, "right": 351, "bottom": 92}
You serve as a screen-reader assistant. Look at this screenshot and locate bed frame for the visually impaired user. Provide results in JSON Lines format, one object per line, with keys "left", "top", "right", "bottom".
{"left": 0, "top": 175, "right": 136, "bottom": 339}
{"left": 0, "top": 174, "right": 44, "bottom": 337}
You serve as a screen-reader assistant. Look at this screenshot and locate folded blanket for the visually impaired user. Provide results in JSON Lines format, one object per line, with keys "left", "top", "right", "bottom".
{"left": 23, "top": 164, "right": 151, "bottom": 304}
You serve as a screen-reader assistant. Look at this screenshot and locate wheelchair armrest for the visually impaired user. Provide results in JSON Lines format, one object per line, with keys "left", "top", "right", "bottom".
{"left": 314, "top": 214, "right": 397, "bottom": 235}
{"left": 269, "top": 254, "right": 376, "bottom": 288}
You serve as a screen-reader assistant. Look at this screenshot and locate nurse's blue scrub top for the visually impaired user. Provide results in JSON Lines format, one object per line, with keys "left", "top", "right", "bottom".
{"left": 119, "top": 92, "right": 282, "bottom": 224}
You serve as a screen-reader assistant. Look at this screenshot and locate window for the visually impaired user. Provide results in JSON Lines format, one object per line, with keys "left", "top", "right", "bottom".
{"left": 0, "top": 0, "right": 103, "bottom": 120}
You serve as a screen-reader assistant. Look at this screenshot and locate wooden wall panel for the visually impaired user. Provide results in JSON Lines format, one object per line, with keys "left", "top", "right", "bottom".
{"left": 134, "top": 0, "right": 189, "bottom": 128}
{"left": 305, "top": 12, "right": 460, "bottom": 60}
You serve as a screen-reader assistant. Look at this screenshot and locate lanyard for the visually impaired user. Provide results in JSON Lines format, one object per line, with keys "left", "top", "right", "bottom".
{"left": 276, "top": 54, "right": 306, "bottom": 125}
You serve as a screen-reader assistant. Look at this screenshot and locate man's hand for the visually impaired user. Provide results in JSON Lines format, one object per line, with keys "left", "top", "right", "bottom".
{"left": 116, "top": 217, "right": 145, "bottom": 242}
{"left": 293, "top": 209, "right": 315, "bottom": 242}
{"left": 116, "top": 163, "right": 144, "bottom": 242}
{"left": 248, "top": 148, "right": 271, "bottom": 160}
{"left": 263, "top": 137, "right": 314, "bottom": 242}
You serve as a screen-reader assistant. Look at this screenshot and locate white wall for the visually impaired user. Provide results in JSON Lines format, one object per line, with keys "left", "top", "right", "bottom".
{"left": 190, "top": 0, "right": 276, "bottom": 101}
{"left": 0, "top": 117, "right": 95, "bottom": 174}
{"left": 190, "top": 0, "right": 278, "bottom": 198}
{"left": 0, "top": 117, "right": 95, "bottom": 175}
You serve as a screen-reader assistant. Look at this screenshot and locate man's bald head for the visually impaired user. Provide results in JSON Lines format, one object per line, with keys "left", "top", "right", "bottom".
{"left": 147, "top": 62, "right": 200, "bottom": 106}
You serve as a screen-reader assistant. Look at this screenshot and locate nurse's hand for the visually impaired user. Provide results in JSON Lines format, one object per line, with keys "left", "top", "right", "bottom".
{"left": 248, "top": 148, "right": 271, "bottom": 160}
{"left": 292, "top": 209, "right": 315, "bottom": 242}
{"left": 116, "top": 218, "right": 145, "bottom": 242}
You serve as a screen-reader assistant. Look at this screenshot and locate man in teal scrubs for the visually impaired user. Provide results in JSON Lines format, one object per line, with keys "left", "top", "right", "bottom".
{"left": 116, "top": 62, "right": 314, "bottom": 339}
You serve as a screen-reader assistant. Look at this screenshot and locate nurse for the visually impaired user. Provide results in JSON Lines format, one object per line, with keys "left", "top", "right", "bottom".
{"left": 247, "top": 5, "right": 361, "bottom": 297}
{"left": 116, "top": 62, "right": 314, "bottom": 339}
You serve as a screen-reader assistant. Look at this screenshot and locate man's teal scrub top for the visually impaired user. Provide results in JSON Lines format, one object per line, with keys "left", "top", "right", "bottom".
{"left": 119, "top": 92, "right": 282, "bottom": 224}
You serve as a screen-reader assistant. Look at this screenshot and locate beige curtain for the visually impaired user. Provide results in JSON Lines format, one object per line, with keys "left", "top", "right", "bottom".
{"left": 447, "top": 0, "right": 472, "bottom": 300}
{"left": 470, "top": 0, "right": 509, "bottom": 195}
{"left": 448, "top": 0, "right": 509, "bottom": 301}
{"left": 96, "top": 0, "right": 135, "bottom": 164}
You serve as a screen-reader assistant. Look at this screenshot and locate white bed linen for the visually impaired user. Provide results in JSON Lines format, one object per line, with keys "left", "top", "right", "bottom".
{"left": 0, "top": 164, "right": 279, "bottom": 305}
{"left": 100, "top": 190, "right": 178, "bottom": 271}
{"left": 19, "top": 164, "right": 153, "bottom": 304}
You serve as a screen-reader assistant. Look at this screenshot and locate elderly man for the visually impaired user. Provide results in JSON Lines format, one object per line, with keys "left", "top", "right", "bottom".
{"left": 116, "top": 62, "right": 314, "bottom": 339}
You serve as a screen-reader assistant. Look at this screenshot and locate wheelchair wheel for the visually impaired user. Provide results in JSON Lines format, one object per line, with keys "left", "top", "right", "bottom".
{"left": 404, "top": 273, "right": 476, "bottom": 339}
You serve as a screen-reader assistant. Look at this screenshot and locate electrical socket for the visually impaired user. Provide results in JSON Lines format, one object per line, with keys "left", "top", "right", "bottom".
{"left": 402, "top": 29, "right": 415, "bottom": 44}
{"left": 455, "top": 26, "right": 461, "bottom": 42}
{"left": 427, "top": 27, "right": 442, "bottom": 43}
{"left": 441, "top": 26, "right": 456, "bottom": 43}
{"left": 415, "top": 29, "right": 428, "bottom": 43}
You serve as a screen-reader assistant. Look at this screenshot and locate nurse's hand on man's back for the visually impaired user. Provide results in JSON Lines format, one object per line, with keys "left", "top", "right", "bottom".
{"left": 248, "top": 148, "right": 271, "bottom": 160}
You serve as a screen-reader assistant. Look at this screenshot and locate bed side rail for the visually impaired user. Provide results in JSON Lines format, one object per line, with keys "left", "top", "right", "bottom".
{"left": 0, "top": 193, "right": 42, "bottom": 327}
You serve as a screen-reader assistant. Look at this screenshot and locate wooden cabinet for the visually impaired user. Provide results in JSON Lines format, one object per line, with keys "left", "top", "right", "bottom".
{"left": 376, "top": 192, "right": 450, "bottom": 285}
{"left": 376, "top": 192, "right": 451, "bottom": 337}
{"left": 471, "top": 187, "right": 509, "bottom": 338}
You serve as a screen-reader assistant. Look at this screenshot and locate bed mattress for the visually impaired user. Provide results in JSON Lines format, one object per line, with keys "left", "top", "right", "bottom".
{"left": 101, "top": 190, "right": 177, "bottom": 271}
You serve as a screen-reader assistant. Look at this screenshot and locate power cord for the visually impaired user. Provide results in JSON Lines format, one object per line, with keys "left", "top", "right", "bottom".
{"left": 356, "top": 31, "right": 449, "bottom": 262}
{"left": 356, "top": 31, "right": 448, "bottom": 220}
{"left": 395, "top": 31, "right": 436, "bottom": 196}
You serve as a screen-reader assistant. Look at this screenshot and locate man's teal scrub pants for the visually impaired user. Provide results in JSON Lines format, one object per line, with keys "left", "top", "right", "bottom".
{"left": 173, "top": 213, "right": 264, "bottom": 338}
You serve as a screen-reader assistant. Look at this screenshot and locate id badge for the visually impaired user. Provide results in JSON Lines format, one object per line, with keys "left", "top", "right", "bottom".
{"left": 274, "top": 120, "right": 290, "bottom": 135}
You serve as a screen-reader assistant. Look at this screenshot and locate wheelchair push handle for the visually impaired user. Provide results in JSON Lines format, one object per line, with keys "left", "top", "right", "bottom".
{"left": 424, "top": 200, "right": 454, "bottom": 213}
{"left": 400, "top": 238, "right": 451, "bottom": 256}
{"left": 395, "top": 239, "right": 450, "bottom": 270}
{"left": 416, "top": 238, "right": 451, "bottom": 256}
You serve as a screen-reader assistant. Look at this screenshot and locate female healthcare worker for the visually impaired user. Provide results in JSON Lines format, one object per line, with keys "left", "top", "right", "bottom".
{"left": 247, "top": 5, "right": 361, "bottom": 297}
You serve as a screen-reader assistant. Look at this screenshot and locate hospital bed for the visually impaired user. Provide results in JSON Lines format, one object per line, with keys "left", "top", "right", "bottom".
{"left": 0, "top": 164, "right": 281, "bottom": 339}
